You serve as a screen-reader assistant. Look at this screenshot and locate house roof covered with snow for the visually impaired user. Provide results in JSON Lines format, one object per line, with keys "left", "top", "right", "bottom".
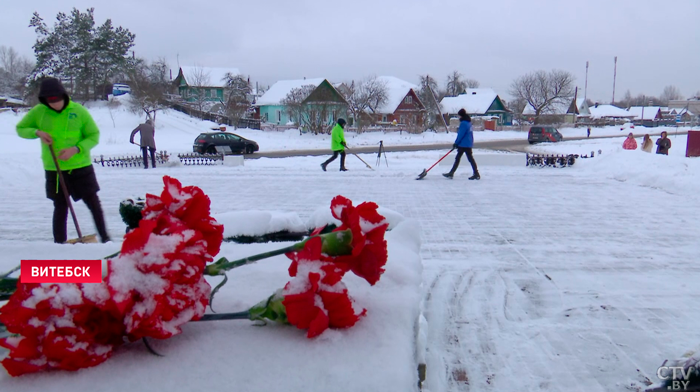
{"left": 374, "top": 76, "right": 419, "bottom": 114}
{"left": 440, "top": 89, "right": 501, "bottom": 114}
{"left": 626, "top": 106, "right": 662, "bottom": 120}
{"left": 0, "top": 96, "right": 25, "bottom": 105}
{"left": 180, "top": 67, "right": 241, "bottom": 88}
{"left": 522, "top": 99, "right": 572, "bottom": 115}
{"left": 588, "top": 104, "right": 635, "bottom": 119}
{"left": 255, "top": 78, "right": 326, "bottom": 106}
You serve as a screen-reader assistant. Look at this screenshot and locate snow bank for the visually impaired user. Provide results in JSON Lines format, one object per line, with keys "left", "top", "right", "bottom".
{"left": 526, "top": 132, "right": 700, "bottom": 197}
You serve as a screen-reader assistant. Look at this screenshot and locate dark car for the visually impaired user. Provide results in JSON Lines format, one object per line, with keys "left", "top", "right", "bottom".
{"left": 193, "top": 132, "right": 259, "bottom": 155}
{"left": 528, "top": 126, "right": 563, "bottom": 144}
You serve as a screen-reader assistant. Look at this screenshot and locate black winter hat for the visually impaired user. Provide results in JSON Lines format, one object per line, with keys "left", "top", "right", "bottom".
{"left": 337, "top": 118, "right": 347, "bottom": 127}
{"left": 457, "top": 108, "right": 471, "bottom": 121}
{"left": 38, "top": 77, "right": 70, "bottom": 111}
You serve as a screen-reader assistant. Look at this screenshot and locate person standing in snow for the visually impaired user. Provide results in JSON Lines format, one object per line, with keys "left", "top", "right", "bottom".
{"left": 622, "top": 133, "right": 637, "bottom": 150}
{"left": 587, "top": 127, "right": 591, "bottom": 138}
{"left": 130, "top": 119, "right": 157, "bottom": 169}
{"left": 640, "top": 134, "right": 653, "bottom": 153}
{"left": 15, "top": 77, "right": 110, "bottom": 243}
{"left": 443, "top": 109, "right": 479, "bottom": 180}
{"left": 656, "top": 131, "right": 671, "bottom": 155}
{"left": 320, "top": 118, "right": 348, "bottom": 172}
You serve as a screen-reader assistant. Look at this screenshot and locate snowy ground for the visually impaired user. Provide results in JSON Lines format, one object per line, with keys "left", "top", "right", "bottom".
{"left": 1, "top": 102, "right": 699, "bottom": 391}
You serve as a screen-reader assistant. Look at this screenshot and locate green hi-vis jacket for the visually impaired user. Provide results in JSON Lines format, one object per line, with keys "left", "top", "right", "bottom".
{"left": 16, "top": 101, "right": 99, "bottom": 171}
{"left": 330, "top": 124, "right": 346, "bottom": 151}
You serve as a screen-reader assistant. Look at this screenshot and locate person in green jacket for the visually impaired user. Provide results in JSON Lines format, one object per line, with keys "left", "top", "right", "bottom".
{"left": 320, "top": 118, "right": 348, "bottom": 171}
{"left": 16, "top": 77, "right": 110, "bottom": 243}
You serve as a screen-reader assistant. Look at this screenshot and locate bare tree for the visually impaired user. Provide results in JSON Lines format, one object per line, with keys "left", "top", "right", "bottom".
{"left": 445, "top": 71, "right": 466, "bottom": 97}
{"left": 660, "top": 85, "right": 683, "bottom": 104}
{"left": 127, "top": 58, "right": 171, "bottom": 123}
{"left": 418, "top": 74, "right": 444, "bottom": 130}
{"left": 509, "top": 69, "right": 575, "bottom": 123}
{"left": 464, "top": 78, "right": 480, "bottom": 89}
{"left": 188, "top": 65, "right": 211, "bottom": 113}
{"left": 222, "top": 72, "right": 252, "bottom": 127}
{"left": 341, "top": 76, "right": 388, "bottom": 132}
{"left": 281, "top": 84, "right": 316, "bottom": 129}
{"left": 507, "top": 96, "right": 527, "bottom": 116}
{"left": 0, "top": 46, "right": 34, "bottom": 98}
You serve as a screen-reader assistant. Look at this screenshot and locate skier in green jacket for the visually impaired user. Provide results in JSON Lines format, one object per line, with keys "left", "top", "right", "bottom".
{"left": 16, "top": 77, "right": 110, "bottom": 243}
{"left": 320, "top": 118, "right": 348, "bottom": 171}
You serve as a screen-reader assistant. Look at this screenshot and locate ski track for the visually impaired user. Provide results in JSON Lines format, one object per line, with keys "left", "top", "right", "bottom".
{"left": 419, "top": 169, "right": 699, "bottom": 392}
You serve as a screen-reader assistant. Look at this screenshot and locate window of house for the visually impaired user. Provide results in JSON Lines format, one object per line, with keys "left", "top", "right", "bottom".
{"left": 277, "top": 110, "right": 281, "bottom": 123}
{"left": 412, "top": 115, "right": 417, "bottom": 124}
{"left": 400, "top": 115, "right": 405, "bottom": 123}
{"left": 405, "top": 96, "right": 413, "bottom": 104}
{"left": 382, "top": 115, "right": 387, "bottom": 122}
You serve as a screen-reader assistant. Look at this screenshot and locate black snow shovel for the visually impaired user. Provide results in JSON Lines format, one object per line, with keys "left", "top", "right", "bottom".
{"left": 49, "top": 144, "right": 98, "bottom": 244}
{"left": 416, "top": 148, "right": 455, "bottom": 180}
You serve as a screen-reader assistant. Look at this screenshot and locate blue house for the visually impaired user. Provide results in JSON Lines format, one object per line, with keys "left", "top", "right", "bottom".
{"left": 255, "top": 78, "right": 348, "bottom": 127}
{"left": 173, "top": 66, "right": 241, "bottom": 103}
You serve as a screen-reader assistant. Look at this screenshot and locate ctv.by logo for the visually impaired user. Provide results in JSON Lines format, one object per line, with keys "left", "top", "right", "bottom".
{"left": 657, "top": 366, "right": 697, "bottom": 391}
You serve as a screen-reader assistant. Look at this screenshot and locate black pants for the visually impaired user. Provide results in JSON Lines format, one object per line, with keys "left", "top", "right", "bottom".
{"left": 53, "top": 192, "right": 109, "bottom": 243}
{"left": 323, "top": 150, "right": 346, "bottom": 169}
{"left": 142, "top": 147, "right": 156, "bottom": 168}
{"left": 449, "top": 147, "right": 478, "bottom": 174}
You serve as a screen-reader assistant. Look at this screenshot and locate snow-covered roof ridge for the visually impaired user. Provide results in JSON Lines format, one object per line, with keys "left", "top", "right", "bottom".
{"left": 180, "top": 66, "right": 241, "bottom": 87}
{"left": 374, "top": 76, "right": 418, "bottom": 114}
{"left": 255, "top": 78, "right": 326, "bottom": 106}
{"left": 0, "top": 96, "right": 25, "bottom": 105}
{"left": 440, "top": 88, "right": 499, "bottom": 114}
{"left": 589, "top": 104, "right": 635, "bottom": 119}
{"left": 626, "top": 106, "right": 662, "bottom": 120}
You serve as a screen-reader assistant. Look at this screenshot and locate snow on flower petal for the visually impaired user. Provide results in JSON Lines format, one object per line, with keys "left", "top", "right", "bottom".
{"left": 0, "top": 283, "right": 123, "bottom": 377}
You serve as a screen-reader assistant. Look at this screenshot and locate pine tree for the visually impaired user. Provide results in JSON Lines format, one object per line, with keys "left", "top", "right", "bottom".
{"left": 27, "top": 8, "right": 135, "bottom": 100}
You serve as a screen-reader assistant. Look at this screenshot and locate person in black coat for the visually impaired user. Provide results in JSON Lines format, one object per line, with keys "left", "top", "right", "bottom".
{"left": 656, "top": 131, "right": 671, "bottom": 155}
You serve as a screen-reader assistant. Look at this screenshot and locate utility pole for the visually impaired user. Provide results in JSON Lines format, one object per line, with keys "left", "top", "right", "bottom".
{"left": 612, "top": 56, "right": 618, "bottom": 104}
{"left": 584, "top": 61, "right": 589, "bottom": 102}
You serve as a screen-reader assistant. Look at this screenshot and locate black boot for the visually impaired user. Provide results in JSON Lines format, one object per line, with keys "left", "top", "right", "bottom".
{"left": 320, "top": 163, "right": 327, "bottom": 171}
{"left": 469, "top": 172, "right": 480, "bottom": 180}
{"left": 340, "top": 167, "right": 348, "bottom": 171}
{"left": 442, "top": 172, "right": 454, "bottom": 179}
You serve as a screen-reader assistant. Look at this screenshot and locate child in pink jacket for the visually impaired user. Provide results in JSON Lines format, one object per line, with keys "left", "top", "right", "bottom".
{"left": 622, "top": 133, "right": 637, "bottom": 150}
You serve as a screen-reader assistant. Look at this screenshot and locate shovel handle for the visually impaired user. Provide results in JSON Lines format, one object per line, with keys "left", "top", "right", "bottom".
{"left": 48, "top": 145, "right": 84, "bottom": 239}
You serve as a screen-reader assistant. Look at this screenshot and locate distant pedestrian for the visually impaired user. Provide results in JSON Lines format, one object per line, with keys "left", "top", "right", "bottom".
{"left": 130, "top": 119, "right": 157, "bottom": 169}
{"left": 443, "top": 109, "right": 479, "bottom": 180}
{"left": 587, "top": 127, "right": 591, "bottom": 138}
{"left": 622, "top": 133, "right": 637, "bottom": 150}
{"left": 640, "top": 134, "right": 653, "bottom": 153}
{"left": 15, "top": 77, "right": 110, "bottom": 243}
{"left": 321, "top": 118, "right": 348, "bottom": 171}
{"left": 656, "top": 131, "right": 671, "bottom": 155}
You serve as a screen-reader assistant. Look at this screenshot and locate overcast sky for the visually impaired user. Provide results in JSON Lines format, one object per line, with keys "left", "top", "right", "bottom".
{"left": 2, "top": 0, "right": 699, "bottom": 102}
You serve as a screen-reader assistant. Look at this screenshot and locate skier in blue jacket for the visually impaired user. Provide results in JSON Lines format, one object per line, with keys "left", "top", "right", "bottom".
{"left": 443, "top": 108, "right": 480, "bottom": 180}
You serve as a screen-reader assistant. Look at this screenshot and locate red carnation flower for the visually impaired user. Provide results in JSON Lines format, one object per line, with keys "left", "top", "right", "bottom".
{"left": 328, "top": 196, "right": 389, "bottom": 285}
{"left": 106, "top": 176, "right": 223, "bottom": 341}
{"left": 0, "top": 283, "right": 124, "bottom": 377}
{"left": 282, "top": 237, "right": 365, "bottom": 338}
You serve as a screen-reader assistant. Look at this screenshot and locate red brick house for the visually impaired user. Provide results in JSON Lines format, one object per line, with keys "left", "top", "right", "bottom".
{"left": 370, "top": 76, "right": 426, "bottom": 128}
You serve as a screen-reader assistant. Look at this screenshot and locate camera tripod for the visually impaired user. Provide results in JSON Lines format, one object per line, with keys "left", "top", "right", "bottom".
{"left": 376, "top": 140, "right": 388, "bottom": 167}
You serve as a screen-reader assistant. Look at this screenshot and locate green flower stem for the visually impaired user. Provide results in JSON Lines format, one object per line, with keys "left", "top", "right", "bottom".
{"left": 205, "top": 243, "right": 302, "bottom": 276}
{"left": 197, "top": 311, "right": 251, "bottom": 321}
{"left": 1, "top": 265, "right": 20, "bottom": 280}
{"left": 104, "top": 250, "right": 121, "bottom": 260}
{"left": 204, "top": 229, "right": 354, "bottom": 276}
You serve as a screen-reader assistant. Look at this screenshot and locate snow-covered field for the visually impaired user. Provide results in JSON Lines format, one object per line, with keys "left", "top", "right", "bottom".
{"left": 1, "top": 101, "right": 699, "bottom": 391}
